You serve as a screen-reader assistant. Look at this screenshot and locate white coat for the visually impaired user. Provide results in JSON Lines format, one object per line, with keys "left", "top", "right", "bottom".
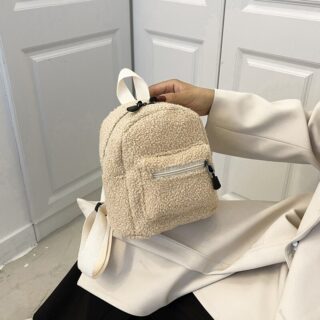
{"left": 77, "top": 88, "right": 320, "bottom": 320}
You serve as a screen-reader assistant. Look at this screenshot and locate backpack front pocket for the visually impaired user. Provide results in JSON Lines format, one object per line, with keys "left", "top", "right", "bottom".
{"left": 135, "top": 144, "right": 219, "bottom": 233}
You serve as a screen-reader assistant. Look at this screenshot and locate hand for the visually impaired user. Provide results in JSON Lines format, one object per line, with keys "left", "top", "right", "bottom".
{"left": 148, "top": 79, "right": 215, "bottom": 116}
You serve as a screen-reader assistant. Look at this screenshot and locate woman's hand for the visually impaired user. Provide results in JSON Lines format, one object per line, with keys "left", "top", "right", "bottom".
{"left": 148, "top": 79, "right": 215, "bottom": 116}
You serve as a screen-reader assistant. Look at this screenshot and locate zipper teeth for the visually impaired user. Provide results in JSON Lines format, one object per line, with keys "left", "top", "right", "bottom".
{"left": 152, "top": 160, "right": 206, "bottom": 178}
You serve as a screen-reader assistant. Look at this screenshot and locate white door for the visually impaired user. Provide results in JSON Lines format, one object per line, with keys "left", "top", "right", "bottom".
{"left": 217, "top": 0, "right": 320, "bottom": 201}
{"left": 132, "top": 0, "right": 225, "bottom": 94}
{"left": 0, "top": 0, "right": 132, "bottom": 240}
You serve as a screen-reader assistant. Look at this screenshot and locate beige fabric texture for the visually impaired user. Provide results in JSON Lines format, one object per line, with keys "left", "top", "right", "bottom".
{"left": 99, "top": 100, "right": 219, "bottom": 239}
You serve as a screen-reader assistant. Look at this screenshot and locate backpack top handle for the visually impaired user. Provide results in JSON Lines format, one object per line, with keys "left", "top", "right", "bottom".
{"left": 117, "top": 68, "right": 150, "bottom": 104}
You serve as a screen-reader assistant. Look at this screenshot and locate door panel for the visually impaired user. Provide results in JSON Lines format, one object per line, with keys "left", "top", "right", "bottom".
{"left": 0, "top": 0, "right": 132, "bottom": 240}
{"left": 218, "top": 0, "right": 320, "bottom": 200}
{"left": 133, "top": 0, "right": 225, "bottom": 87}
{"left": 132, "top": 0, "right": 226, "bottom": 197}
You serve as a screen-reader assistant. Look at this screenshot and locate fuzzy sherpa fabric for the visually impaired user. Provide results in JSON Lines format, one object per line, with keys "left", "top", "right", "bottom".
{"left": 99, "top": 99, "right": 219, "bottom": 239}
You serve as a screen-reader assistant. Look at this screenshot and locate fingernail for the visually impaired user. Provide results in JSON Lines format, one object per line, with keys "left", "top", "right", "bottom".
{"left": 157, "top": 95, "right": 166, "bottom": 102}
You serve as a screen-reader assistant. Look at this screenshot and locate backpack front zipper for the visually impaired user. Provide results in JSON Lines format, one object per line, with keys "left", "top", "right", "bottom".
{"left": 152, "top": 159, "right": 221, "bottom": 190}
{"left": 152, "top": 159, "right": 205, "bottom": 178}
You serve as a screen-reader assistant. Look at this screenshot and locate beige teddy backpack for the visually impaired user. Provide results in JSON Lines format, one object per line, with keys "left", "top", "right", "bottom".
{"left": 77, "top": 68, "right": 220, "bottom": 278}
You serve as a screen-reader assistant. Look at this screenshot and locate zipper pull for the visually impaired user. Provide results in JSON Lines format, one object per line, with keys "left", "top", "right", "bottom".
{"left": 204, "top": 160, "right": 221, "bottom": 190}
{"left": 212, "top": 174, "right": 221, "bottom": 190}
{"left": 127, "top": 100, "right": 147, "bottom": 112}
{"left": 127, "top": 96, "right": 158, "bottom": 112}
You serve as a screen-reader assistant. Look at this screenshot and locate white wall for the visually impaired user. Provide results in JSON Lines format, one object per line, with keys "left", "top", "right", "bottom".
{"left": 0, "top": 74, "right": 36, "bottom": 265}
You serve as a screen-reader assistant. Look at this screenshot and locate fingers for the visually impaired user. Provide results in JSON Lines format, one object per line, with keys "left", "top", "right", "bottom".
{"left": 158, "top": 91, "right": 187, "bottom": 105}
{"left": 148, "top": 79, "right": 179, "bottom": 97}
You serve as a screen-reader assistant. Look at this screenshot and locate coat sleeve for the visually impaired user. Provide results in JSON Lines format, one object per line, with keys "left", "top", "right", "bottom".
{"left": 205, "top": 89, "right": 320, "bottom": 171}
